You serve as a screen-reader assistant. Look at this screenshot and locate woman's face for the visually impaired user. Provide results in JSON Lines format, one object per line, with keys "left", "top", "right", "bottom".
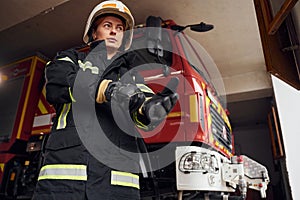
{"left": 92, "top": 15, "right": 125, "bottom": 51}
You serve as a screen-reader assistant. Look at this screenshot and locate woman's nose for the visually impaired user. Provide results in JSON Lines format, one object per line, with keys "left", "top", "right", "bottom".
{"left": 110, "top": 27, "right": 117, "bottom": 35}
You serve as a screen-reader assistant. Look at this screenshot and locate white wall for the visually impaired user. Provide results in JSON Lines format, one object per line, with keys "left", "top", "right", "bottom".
{"left": 292, "top": 1, "right": 300, "bottom": 68}
{"left": 272, "top": 75, "right": 300, "bottom": 200}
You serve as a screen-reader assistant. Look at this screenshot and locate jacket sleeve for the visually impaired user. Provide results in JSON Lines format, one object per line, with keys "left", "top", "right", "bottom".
{"left": 45, "top": 49, "right": 79, "bottom": 104}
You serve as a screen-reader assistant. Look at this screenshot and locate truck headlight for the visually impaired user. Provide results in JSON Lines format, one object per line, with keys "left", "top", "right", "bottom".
{"left": 179, "top": 152, "right": 219, "bottom": 173}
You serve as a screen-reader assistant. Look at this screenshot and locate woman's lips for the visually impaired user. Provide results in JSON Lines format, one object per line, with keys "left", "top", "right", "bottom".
{"left": 107, "top": 38, "right": 117, "bottom": 43}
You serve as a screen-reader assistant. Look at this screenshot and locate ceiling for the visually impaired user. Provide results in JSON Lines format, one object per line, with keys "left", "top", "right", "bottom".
{"left": 0, "top": 0, "right": 274, "bottom": 128}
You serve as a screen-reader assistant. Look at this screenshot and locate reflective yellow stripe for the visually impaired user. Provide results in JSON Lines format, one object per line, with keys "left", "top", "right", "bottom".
{"left": 56, "top": 103, "right": 71, "bottom": 129}
{"left": 0, "top": 163, "right": 4, "bottom": 172}
{"left": 40, "top": 164, "right": 86, "bottom": 169}
{"left": 38, "top": 175, "right": 87, "bottom": 181}
{"left": 38, "top": 88, "right": 47, "bottom": 114}
{"left": 190, "top": 94, "right": 199, "bottom": 122}
{"left": 136, "top": 84, "right": 154, "bottom": 94}
{"left": 17, "top": 57, "right": 38, "bottom": 139}
{"left": 57, "top": 56, "right": 75, "bottom": 64}
{"left": 102, "top": 3, "right": 116, "bottom": 8}
{"left": 167, "top": 111, "right": 183, "bottom": 118}
{"left": 101, "top": 3, "right": 132, "bottom": 15}
{"left": 111, "top": 170, "right": 139, "bottom": 189}
{"left": 68, "top": 87, "right": 76, "bottom": 102}
{"left": 47, "top": 56, "right": 74, "bottom": 66}
{"left": 38, "top": 164, "right": 87, "bottom": 181}
{"left": 38, "top": 100, "right": 48, "bottom": 114}
{"left": 132, "top": 112, "right": 148, "bottom": 131}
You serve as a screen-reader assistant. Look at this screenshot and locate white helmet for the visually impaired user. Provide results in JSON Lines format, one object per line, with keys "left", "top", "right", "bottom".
{"left": 83, "top": 0, "right": 134, "bottom": 50}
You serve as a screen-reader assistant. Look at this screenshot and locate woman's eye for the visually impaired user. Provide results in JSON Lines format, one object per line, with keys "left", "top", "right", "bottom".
{"left": 103, "top": 23, "right": 111, "bottom": 29}
{"left": 116, "top": 26, "right": 124, "bottom": 31}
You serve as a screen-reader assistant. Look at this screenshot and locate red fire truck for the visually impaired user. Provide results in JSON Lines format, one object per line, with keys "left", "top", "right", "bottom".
{"left": 0, "top": 55, "right": 55, "bottom": 199}
{"left": 0, "top": 16, "right": 269, "bottom": 200}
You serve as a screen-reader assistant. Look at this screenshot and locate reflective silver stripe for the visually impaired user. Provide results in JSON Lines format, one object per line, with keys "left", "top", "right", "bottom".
{"left": 136, "top": 84, "right": 154, "bottom": 94}
{"left": 38, "top": 164, "right": 87, "bottom": 181}
{"left": 56, "top": 103, "right": 71, "bottom": 129}
{"left": 57, "top": 56, "right": 75, "bottom": 64}
{"left": 111, "top": 171, "right": 139, "bottom": 189}
{"left": 139, "top": 155, "right": 148, "bottom": 178}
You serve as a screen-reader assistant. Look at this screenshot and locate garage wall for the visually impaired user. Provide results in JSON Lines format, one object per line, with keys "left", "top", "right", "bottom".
{"left": 233, "top": 124, "right": 281, "bottom": 199}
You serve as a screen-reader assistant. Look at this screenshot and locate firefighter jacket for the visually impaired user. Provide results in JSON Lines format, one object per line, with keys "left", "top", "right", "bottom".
{"left": 34, "top": 41, "right": 150, "bottom": 199}
{"left": 46, "top": 40, "right": 150, "bottom": 167}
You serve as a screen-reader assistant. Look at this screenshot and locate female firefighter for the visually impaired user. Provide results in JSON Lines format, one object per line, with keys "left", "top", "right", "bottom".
{"left": 33, "top": 0, "right": 178, "bottom": 199}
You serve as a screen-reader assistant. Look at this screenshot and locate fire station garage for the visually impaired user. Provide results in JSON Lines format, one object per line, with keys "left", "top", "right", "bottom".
{"left": 0, "top": 1, "right": 299, "bottom": 200}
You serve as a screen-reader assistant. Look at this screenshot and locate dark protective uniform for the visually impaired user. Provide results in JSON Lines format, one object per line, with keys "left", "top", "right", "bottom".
{"left": 33, "top": 41, "right": 150, "bottom": 200}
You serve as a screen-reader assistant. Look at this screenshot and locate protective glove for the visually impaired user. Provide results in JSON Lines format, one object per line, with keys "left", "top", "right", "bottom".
{"left": 140, "top": 77, "right": 179, "bottom": 126}
{"left": 111, "top": 82, "right": 146, "bottom": 114}
{"left": 96, "top": 79, "right": 146, "bottom": 114}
